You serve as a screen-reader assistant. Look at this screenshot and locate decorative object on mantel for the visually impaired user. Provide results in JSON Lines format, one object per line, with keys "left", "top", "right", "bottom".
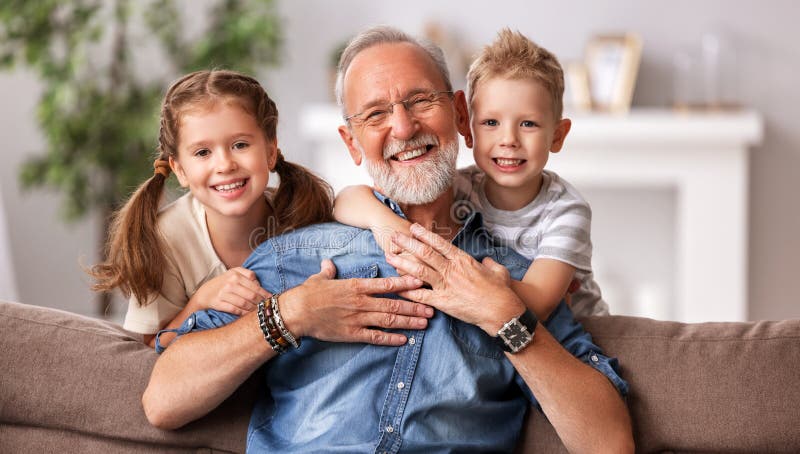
{"left": 672, "top": 31, "right": 740, "bottom": 112}
{"left": 585, "top": 33, "right": 643, "bottom": 113}
{"left": 566, "top": 33, "right": 642, "bottom": 114}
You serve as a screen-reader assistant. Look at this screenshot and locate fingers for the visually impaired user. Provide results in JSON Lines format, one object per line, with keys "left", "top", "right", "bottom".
{"left": 409, "top": 223, "right": 459, "bottom": 259}
{"left": 385, "top": 252, "right": 439, "bottom": 287}
{"left": 391, "top": 231, "right": 450, "bottom": 272}
{"left": 359, "top": 311, "right": 429, "bottom": 330}
{"left": 350, "top": 274, "right": 424, "bottom": 295}
{"left": 309, "top": 259, "right": 337, "bottom": 281}
{"left": 354, "top": 328, "right": 409, "bottom": 346}
{"left": 231, "top": 267, "right": 257, "bottom": 281}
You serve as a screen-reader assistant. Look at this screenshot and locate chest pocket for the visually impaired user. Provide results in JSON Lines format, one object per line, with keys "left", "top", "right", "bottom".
{"left": 336, "top": 263, "right": 379, "bottom": 279}
{"left": 449, "top": 317, "right": 505, "bottom": 360}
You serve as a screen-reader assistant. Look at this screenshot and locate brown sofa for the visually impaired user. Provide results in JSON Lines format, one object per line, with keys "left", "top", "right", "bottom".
{"left": 1, "top": 300, "right": 799, "bottom": 453}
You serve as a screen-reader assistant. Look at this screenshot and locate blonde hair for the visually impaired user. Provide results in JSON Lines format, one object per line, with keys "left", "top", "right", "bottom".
{"left": 467, "top": 28, "right": 565, "bottom": 119}
{"left": 90, "top": 69, "right": 333, "bottom": 305}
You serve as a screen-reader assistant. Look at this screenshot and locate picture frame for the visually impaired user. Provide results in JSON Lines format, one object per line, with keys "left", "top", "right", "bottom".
{"left": 585, "top": 33, "right": 643, "bottom": 113}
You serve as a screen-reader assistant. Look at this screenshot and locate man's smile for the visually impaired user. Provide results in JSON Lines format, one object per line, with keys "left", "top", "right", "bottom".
{"left": 392, "top": 144, "right": 435, "bottom": 162}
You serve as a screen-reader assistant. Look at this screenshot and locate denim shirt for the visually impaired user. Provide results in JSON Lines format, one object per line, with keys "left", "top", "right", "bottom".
{"left": 159, "top": 194, "right": 628, "bottom": 453}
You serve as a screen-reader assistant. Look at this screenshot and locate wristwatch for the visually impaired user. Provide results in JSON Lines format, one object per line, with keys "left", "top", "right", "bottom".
{"left": 493, "top": 309, "right": 538, "bottom": 353}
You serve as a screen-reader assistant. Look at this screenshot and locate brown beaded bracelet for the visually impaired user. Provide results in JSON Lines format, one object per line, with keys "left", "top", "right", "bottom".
{"left": 257, "top": 300, "right": 286, "bottom": 354}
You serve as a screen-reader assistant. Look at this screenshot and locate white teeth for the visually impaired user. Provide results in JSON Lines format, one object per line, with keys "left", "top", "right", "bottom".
{"left": 214, "top": 180, "right": 246, "bottom": 191}
{"left": 395, "top": 147, "right": 427, "bottom": 162}
{"left": 495, "top": 158, "right": 523, "bottom": 166}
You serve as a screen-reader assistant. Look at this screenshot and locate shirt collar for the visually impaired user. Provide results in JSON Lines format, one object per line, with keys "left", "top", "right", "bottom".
{"left": 372, "top": 190, "right": 485, "bottom": 245}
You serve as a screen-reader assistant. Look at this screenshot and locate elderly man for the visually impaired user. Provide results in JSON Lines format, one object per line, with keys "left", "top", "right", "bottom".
{"left": 144, "top": 26, "right": 633, "bottom": 453}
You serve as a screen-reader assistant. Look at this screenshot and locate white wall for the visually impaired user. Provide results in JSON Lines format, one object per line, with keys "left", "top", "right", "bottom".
{"left": 1, "top": 0, "right": 798, "bottom": 320}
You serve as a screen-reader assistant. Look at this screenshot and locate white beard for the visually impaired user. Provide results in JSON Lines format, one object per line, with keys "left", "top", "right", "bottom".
{"left": 358, "top": 133, "right": 459, "bottom": 205}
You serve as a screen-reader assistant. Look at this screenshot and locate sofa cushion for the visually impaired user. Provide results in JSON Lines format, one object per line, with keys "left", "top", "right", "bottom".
{"left": 519, "top": 315, "right": 800, "bottom": 453}
{"left": 0, "top": 300, "right": 254, "bottom": 453}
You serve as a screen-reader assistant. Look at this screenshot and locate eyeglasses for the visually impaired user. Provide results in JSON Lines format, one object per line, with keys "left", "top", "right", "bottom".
{"left": 344, "top": 90, "right": 454, "bottom": 129}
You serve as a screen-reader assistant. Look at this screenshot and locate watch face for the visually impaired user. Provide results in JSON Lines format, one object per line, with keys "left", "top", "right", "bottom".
{"left": 500, "top": 320, "right": 531, "bottom": 352}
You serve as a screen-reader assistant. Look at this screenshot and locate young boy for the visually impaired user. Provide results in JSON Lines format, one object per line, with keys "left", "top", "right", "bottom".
{"left": 334, "top": 28, "right": 608, "bottom": 319}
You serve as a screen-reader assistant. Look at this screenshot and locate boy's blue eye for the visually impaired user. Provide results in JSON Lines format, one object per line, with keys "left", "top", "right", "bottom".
{"left": 521, "top": 120, "right": 537, "bottom": 128}
{"left": 483, "top": 119, "right": 498, "bottom": 126}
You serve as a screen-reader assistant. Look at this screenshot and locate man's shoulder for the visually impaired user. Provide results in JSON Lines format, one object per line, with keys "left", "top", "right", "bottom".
{"left": 252, "top": 222, "right": 376, "bottom": 255}
{"left": 245, "top": 222, "right": 380, "bottom": 266}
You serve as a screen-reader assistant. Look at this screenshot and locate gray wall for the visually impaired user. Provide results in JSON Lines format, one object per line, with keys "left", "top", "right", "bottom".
{"left": 1, "top": 0, "right": 798, "bottom": 320}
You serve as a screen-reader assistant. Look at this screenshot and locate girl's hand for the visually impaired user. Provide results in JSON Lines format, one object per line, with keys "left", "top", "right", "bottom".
{"left": 189, "top": 267, "right": 271, "bottom": 315}
{"left": 279, "top": 259, "right": 434, "bottom": 346}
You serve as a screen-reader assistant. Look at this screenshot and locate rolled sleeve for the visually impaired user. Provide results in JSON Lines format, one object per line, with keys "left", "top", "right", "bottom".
{"left": 154, "top": 309, "right": 240, "bottom": 353}
{"left": 516, "top": 301, "right": 629, "bottom": 407}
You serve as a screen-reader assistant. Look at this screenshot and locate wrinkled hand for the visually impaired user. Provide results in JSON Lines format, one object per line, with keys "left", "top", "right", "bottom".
{"left": 278, "top": 259, "right": 433, "bottom": 346}
{"left": 190, "top": 267, "right": 271, "bottom": 315}
{"left": 386, "top": 223, "right": 526, "bottom": 335}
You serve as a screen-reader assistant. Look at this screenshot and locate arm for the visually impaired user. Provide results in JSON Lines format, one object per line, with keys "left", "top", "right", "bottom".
{"left": 143, "top": 260, "right": 432, "bottom": 429}
{"left": 510, "top": 259, "right": 576, "bottom": 321}
{"left": 144, "top": 267, "right": 271, "bottom": 347}
{"left": 334, "top": 185, "right": 412, "bottom": 254}
{"left": 387, "top": 224, "right": 633, "bottom": 454}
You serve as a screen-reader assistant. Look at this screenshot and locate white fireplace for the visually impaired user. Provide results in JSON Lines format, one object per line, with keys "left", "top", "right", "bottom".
{"left": 300, "top": 106, "right": 762, "bottom": 322}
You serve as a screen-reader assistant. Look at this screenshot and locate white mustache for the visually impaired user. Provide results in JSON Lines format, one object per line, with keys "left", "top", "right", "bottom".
{"left": 383, "top": 134, "right": 439, "bottom": 159}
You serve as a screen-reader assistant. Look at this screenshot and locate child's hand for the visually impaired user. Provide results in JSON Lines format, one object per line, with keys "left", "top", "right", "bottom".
{"left": 189, "top": 267, "right": 271, "bottom": 316}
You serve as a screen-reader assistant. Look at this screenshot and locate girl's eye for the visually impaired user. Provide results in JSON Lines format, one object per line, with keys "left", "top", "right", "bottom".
{"left": 521, "top": 120, "right": 537, "bottom": 128}
{"left": 482, "top": 119, "right": 498, "bottom": 127}
{"left": 194, "top": 148, "right": 210, "bottom": 157}
{"left": 233, "top": 141, "right": 249, "bottom": 150}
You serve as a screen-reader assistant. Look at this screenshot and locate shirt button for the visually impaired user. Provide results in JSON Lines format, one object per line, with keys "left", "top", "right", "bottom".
{"left": 386, "top": 425, "right": 394, "bottom": 433}
{"left": 397, "top": 382, "right": 405, "bottom": 390}
{"left": 408, "top": 337, "right": 416, "bottom": 345}
{"left": 590, "top": 354, "right": 599, "bottom": 363}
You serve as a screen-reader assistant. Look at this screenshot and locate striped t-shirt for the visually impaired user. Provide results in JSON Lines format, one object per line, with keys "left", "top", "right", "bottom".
{"left": 453, "top": 166, "right": 608, "bottom": 317}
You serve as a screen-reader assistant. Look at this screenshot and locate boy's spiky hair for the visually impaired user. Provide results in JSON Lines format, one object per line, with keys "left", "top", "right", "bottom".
{"left": 467, "top": 28, "right": 565, "bottom": 119}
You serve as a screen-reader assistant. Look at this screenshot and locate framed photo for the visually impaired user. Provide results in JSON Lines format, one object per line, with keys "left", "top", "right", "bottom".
{"left": 585, "top": 34, "right": 643, "bottom": 113}
{"left": 564, "top": 61, "right": 592, "bottom": 112}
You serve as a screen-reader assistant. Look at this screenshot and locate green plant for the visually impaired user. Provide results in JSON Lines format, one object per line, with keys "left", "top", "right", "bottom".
{"left": 0, "top": 0, "right": 282, "bottom": 313}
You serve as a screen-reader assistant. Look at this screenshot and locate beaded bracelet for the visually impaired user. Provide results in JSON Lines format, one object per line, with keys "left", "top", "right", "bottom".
{"left": 270, "top": 294, "right": 300, "bottom": 349}
{"left": 257, "top": 300, "right": 286, "bottom": 354}
{"left": 265, "top": 302, "right": 290, "bottom": 349}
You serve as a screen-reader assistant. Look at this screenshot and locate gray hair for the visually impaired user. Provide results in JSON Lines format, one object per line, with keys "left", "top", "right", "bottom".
{"left": 334, "top": 25, "right": 452, "bottom": 119}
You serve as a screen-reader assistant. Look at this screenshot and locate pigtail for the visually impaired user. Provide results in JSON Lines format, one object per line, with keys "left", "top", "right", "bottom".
{"left": 272, "top": 149, "right": 334, "bottom": 234}
{"left": 90, "top": 161, "right": 170, "bottom": 305}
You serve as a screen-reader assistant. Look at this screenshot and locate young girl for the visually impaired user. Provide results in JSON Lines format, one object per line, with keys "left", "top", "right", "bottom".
{"left": 91, "top": 69, "right": 334, "bottom": 346}
{"left": 334, "top": 29, "right": 608, "bottom": 320}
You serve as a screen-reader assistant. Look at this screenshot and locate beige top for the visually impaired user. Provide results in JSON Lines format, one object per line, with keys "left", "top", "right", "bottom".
{"left": 122, "top": 192, "right": 227, "bottom": 334}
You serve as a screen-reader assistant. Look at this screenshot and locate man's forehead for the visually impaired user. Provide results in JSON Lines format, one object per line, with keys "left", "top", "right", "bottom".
{"left": 343, "top": 42, "right": 446, "bottom": 107}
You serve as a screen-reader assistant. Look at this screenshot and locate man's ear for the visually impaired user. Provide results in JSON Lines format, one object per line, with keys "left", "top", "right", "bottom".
{"left": 550, "top": 118, "right": 572, "bottom": 153}
{"left": 169, "top": 156, "right": 189, "bottom": 187}
{"left": 453, "top": 90, "right": 471, "bottom": 143}
{"left": 338, "top": 125, "right": 362, "bottom": 166}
